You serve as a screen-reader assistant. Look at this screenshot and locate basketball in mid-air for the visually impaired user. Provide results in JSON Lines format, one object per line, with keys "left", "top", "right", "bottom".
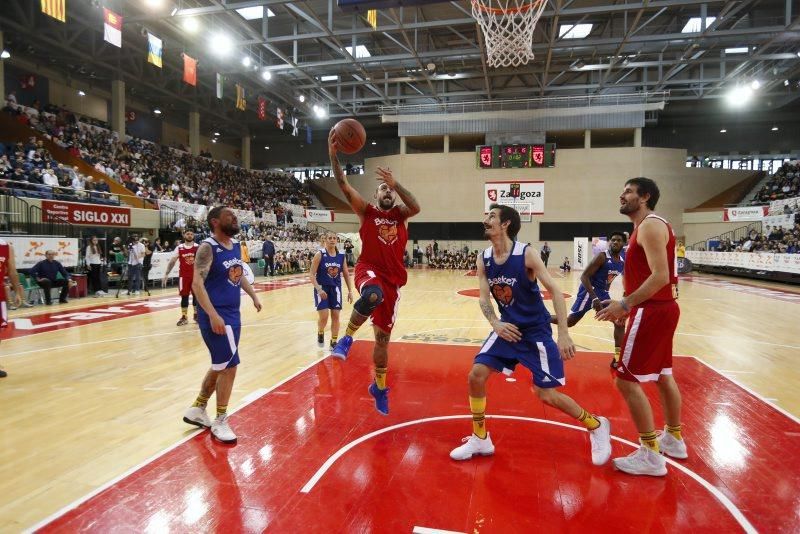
{"left": 332, "top": 118, "right": 367, "bottom": 154}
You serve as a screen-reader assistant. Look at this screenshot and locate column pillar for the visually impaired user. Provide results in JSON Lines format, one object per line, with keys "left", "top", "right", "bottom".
{"left": 400, "top": 136, "right": 407, "bottom": 155}
{"left": 188, "top": 111, "right": 200, "bottom": 156}
{"left": 443, "top": 134, "right": 450, "bottom": 153}
{"left": 110, "top": 79, "right": 125, "bottom": 138}
{"left": 634, "top": 127, "right": 642, "bottom": 148}
{"left": 241, "top": 135, "right": 251, "bottom": 170}
{"left": 584, "top": 129, "right": 591, "bottom": 149}
{"left": 0, "top": 32, "right": 5, "bottom": 106}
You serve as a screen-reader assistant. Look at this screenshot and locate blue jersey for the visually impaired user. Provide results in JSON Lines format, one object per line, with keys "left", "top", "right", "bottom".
{"left": 483, "top": 242, "right": 551, "bottom": 340}
{"left": 316, "top": 248, "right": 345, "bottom": 288}
{"left": 197, "top": 237, "right": 243, "bottom": 328}
{"left": 586, "top": 251, "right": 624, "bottom": 294}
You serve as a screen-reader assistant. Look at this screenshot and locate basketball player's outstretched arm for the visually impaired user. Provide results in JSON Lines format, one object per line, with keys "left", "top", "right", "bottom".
{"left": 476, "top": 256, "right": 521, "bottom": 343}
{"left": 191, "top": 242, "right": 225, "bottom": 335}
{"left": 526, "top": 247, "right": 576, "bottom": 360}
{"left": 376, "top": 167, "right": 421, "bottom": 218}
{"left": 328, "top": 129, "right": 368, "bottom": 218}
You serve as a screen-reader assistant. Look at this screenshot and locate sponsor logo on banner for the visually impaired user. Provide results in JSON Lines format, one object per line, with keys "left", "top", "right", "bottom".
{"left": 763, "top": 213, "right": 795, "bottom": 230}
{"left": 686, "top": 251, "right": 800, "bottom": 275}
{"left": 723, "top": 206, "right": 768, "bottom": 221}
{"left": 305, "top": 209, "right": 335, "bottom": 223}
{"left": 769, "top": 196, "right": 800, "bottom": 215}
{"left": 4, "top": 236, "right": 79, "bottom": 268}
{"left": 42, "top": 200, "right": 131, "bottom": 227}
{"left": 484, "top": 181, "right": 544, "bottom": 214}
{"left": 573, "top": 237, "right": 589, "bottom": 270}
{"left": 158, "top": 199, "right": 208, "bottom": 220}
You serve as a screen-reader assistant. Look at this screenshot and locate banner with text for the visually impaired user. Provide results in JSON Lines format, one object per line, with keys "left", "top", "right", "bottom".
{"left": 484, "top": 181, "right": 544, "bottom": 214}
{"left": 158, "top": 199, "right": 207, "bottom": 221}
{"left": 232, "top": 209, "right": 257, "bottom": 225}
{"left": 686, "top": 251, "right": 800, "bottom": 274}
{"left": 769, "top": 197, "right": 800, "bottom": 215}
{"left": 763, "top": 213, "right": 796, "bottom": 230}
{"left": 723, "top": 205, "right": 768, "bottom": 221}
{"left": 305, "top": 209, "right": 335, "bottom": 223}
{"left": 573, "top": 237, "right": 590, "bottom": 271}
{"left": 42, "top": 200, "right": 131, "bottom": 227}
{"left": 4, "top": 236, "right": 80, "bottom": 268}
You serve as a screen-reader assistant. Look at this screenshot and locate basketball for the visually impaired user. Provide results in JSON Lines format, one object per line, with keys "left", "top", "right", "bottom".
{"left": 333, "top": 118, "right": 366, "bottom": 154}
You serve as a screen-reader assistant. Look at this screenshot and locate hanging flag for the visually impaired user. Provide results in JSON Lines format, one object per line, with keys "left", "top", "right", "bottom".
{"left": 103, "top": 8, "right": 122, "bottom": 47}
{"left": 41, "top": 0, "right": 66, "bottom": 22}
{"left": 235, "top": 84, "right": 246, "bottom": 111}
{"left": 147, "top": 33, "right": 163, "bottom": 68}
{"left": 291, "top": 115, "right": 299, "bottom": 136}
{"left": 367, "top": 9, "right": 377, "bottom": 29}
{"left": 216, "top": 73, "right": 224, "bottom": 99}
{"left": 20, "top": 74, "right": 36, "bottom": 90}
{"left": 276, "top": 108, "right": 284, "bottom": 129}
{"left": 306, "top": 125, "right": 312, "bottom": 145}
{"left": 257, "top": 97, "right": 268, "bottom": 121}
{"left": 182, "top": 54, "right": 197, "bottom": 86}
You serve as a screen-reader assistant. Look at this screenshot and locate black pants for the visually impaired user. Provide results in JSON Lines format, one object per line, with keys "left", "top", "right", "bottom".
{"left": 265, "top": 255, "right": 274, "bottom": 275}
{"left": 88, "top": 264, "right": 106, "bottom": 293}
{"left": 37, "top": 278, "right": 69, "bottom": 304}
{"left": 141, "top": 265, "right": 152, "bottom": 291}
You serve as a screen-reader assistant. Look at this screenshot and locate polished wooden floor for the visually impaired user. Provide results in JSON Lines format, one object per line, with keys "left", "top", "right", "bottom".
{"left": 1, "top": 268, "right": 798, "bottom": 531}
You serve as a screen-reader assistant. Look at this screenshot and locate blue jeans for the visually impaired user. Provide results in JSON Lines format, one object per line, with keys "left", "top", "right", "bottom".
{"left": 128, "top": 264, "right": 142, "bottom": 292}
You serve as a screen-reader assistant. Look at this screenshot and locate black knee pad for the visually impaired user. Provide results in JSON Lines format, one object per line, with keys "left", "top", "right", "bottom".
{"left": 354, "top": 284, "right": 383, "bottom": 315}
{"left": 181, "top": 295, "right": 189, "bottom": 308}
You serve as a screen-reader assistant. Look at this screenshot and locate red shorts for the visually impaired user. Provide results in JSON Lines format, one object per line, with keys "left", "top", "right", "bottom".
{"left": 354, "top": 265, "right": 400, "bottom": 333}
{"left": 617, "top": 300, "right": 680, "bottom": 383}
{"left": 178, "top": 275, "right": 194, "bottom": 297}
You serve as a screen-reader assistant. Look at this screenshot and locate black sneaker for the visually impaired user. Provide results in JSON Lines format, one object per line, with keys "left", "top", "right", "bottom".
{"left": 0, "top": 368, "right": 7, "bottom": 378}
{"left": 317, "top": 334, "right": 324, "bottom": 347}
{"left": 330, "top": 339, "right": 337, "bottom": 349}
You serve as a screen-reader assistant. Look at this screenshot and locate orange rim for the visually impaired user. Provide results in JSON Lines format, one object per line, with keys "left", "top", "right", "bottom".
{"left": 471, "top": 0, "right": 545, "bottom": 15}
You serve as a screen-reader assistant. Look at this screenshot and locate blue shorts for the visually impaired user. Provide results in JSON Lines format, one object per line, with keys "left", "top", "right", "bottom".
{"left": 200, "top": 325, "right": 241, "bottom": 370}
{"left": 475, "top": 331, "right": 565, "bottom": 388}
{"left": 570, "top": 288, "right": 610, "bottom": 318}
{"left": 314, "top": 285, "right": 342, "bottom": 310}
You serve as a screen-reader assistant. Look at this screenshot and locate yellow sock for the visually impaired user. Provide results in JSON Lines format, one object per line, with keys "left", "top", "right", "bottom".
{"left": 346, "top": 321, "right": 359, "bottom": 337}
{"left": 469, "top": 396, "right": 487, "bottom": 439}
{"left": 577, "top": 408, "right": 600, "bottom": 430}
{"left": 331, "top": 335, "right": 338, "bottom": 343}
{"left": 318, "top": 330, "right": 324, "bottom": 336}
{"left": 375, "top": 367, "right": 387, "bottom": 390}
{"left": 216, "top": 405, "right": 228, "bottom": 417}
{"left": 614, "top": 347, "right": 621, "bottom": 363}
{"left": 666, "top": 424, "right": 683, "bottom": 440}
{"left": 640, "top": 431, "right": 659, "bottom": 452}
{"left": 192, "top": 394, "right": 209, "bottom": 408}
{"left": 181, "top": 307, "right": 188, "bottom": 318}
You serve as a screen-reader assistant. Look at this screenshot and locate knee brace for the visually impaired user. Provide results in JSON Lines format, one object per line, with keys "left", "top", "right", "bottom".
{"left": 354, "top": 284, "right": 383, "bottom": 315}
{"left": 181, "top": 295, "right": 190, "bottom": 308}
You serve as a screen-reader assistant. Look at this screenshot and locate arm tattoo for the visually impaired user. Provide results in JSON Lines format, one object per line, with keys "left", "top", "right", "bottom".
{"left": 195, "top": 243, "right": 213, "bottom": 280}
{"left": 394, "top": 181, "right": 420, "bottom": 213}
{"left": 480, "top": 300, "right": 498, "bottom": 325}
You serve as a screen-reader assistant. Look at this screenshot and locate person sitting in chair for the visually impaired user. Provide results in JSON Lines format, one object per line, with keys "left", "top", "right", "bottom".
{"left": 560, "top": 257, "right": 572, "bottom": 273}
{"left": 30, "top": 250, "right": 73, "bottom": 305}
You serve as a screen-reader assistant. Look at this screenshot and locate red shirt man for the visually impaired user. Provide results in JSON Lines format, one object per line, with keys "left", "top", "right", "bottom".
{"left": 0, "top": 239, "right": 24, "bottom": 378}
{"left": 163, "top": 230, "right": 199, "bottom": 326}
{"left": 327, "top": 129, "right": 420, "bottom": 415}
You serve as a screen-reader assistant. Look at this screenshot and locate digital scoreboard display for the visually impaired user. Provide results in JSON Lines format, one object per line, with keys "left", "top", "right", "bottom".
{"left": 476, "top": 144, "right": 556, "bottom": 168}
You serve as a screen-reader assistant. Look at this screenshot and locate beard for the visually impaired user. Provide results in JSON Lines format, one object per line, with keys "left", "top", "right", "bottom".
{"left": 619, "top": 202, "right": 635, "bottom": 214}
{"left": 378, "top": 196, "right": 394, "bottom": 210}
{"left": 220, "top": 222, "right": 239, "bottom": 237}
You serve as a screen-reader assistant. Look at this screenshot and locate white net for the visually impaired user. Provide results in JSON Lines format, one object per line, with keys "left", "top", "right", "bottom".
{"left": 471, "top": 0, "right": 547, "bottom": 68}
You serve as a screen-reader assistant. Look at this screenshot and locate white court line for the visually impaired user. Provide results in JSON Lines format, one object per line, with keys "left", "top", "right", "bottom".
{"left": 26, "top": 353, "right": 329, "bottom": 533}
{"left": 413, "top": 527, "right": 466, "bottom": 534}
{"left": 298, "top": 415, "right": 756, "bottom": 534}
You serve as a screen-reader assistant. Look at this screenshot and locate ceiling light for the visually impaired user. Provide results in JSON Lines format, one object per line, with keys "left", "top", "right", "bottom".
{"left": 771, "top": 126, "right": 779, "bottom": 131}
{"left": 785, "top": 80, "right": 790, "bottom": 86}
{"left": 145, "top": 0, "right": 163, "bottom": 8}
{"left": 261, "top": 69, "right": 272, "bottom": 81}
{"left": 298, "top": 95, "right": 305, "bottom": 103}
{"left": 726, "top": 85, "right": 753, "bottom": 106}
{"left": 682, "top": 17, "right": 716, "bottom": 33}
{"left": 314, "top": 105, "right": 327, "bottom": 119}
{"left": 77, "top": 90, "right": 86, "bottom": 96}
{"left": 235, "top": 6, "right": 275, "bottom": 20}
{"left": 371, "top": 141, "right": 377, "bottom": 145}
{"left": 725, "top": 47, "right": 749, "bottom": 54}
{"left": 170, "top": 6, "right": 178, "bottom": 16}
{"left": 426, "top": 62, "right": 436, "bottom": 71}
{"left": 750, "top": 80, "right": 761, "bottom": 90}
{"left": 345, "top": 45, "right": 371, "bottom": 58}
{"left": 210, "top": 33, "right": 233, "bottom": 56}
{"left": 264, "top": 146, "right": 270, "bottom": 150}
{"left": 213, "top": 132, "right": 220, "bottom": 136}
{"left": 720, "top": 129, "right": 727, "bottom": 133}
{"left": 182, "top": 18, "right": 199, "bottom": 32}
{"left": 211, "top": 139, "right": 217, "bottom": 143}
{"left": 153, "top": 108, "right": 161, "bottom": 115}
{"left": 242, "top": 56, "right": 251, "bottom": 67}
{"left": 797, "top": 52, "right": 800, "bottom": 58}
{"left": 559, "top": 24, "right": 593, "bottom": 39}
{"left": 320, "top": 75, "right": 339, "bottom": 82}
{"left": 0, "top": 49, "right": 10, "bottom": 60}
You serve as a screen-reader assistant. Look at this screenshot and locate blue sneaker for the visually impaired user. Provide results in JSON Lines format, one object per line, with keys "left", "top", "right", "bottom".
{"left": 331, "top": 335, "right": 353, "bottom": 360}
{"left": 368, "top": 383, "right": 390, "bottom": 415}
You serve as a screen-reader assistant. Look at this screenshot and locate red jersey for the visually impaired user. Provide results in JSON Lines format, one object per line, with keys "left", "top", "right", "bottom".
{"left": 358, "top": 204, "right": 409, "bottom": 287}
{"left": 176, "top": 243, "right": 199, "bottom": 278}
{"left": 624, "top": 214, "right": 678, "bottom": 303}
{"left": 0, "top": 239, "right": 8, "bottom": 303}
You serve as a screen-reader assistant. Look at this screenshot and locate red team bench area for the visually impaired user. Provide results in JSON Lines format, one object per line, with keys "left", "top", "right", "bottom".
{"left": 36, "top": 341, "right": 794, "bottom": 533}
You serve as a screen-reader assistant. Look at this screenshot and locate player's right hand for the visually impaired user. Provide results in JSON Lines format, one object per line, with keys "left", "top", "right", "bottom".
{"left": 557, "top": 332, "right": 576, "bottom": 360}
{"left": 317, "top": 288, "right": 328, "bottom": 300}
{"left": 493, "top": 320, "right": 522, "bottom": 343}
{"left": 210, "top": 313, "right": 226, "bottom": 335}
{"left": 327, "top": 129, "right": 338, "bottom": 157}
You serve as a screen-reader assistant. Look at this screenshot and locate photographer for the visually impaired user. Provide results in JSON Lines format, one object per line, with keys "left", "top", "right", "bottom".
{"left": 108, "top": 236, "right": 124, "bottom": 275}
{"left": 126, "top": 234, "right": 145, "bottom": 296}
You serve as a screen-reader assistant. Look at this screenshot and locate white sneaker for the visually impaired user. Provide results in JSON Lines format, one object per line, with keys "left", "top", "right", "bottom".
{"left": 613, "top": 445, "right": 667, "bottom": 476}
{"left": 211, "top": 414, "right": 237, "bottom": 443}
{"left": 589, "top": 416, "right": 612, "bottom": 465}
{"left": 658, "top": 428, "right": 688, "bottom": 459}
{"left": 183, "top": 406, "right": 212, "bottom": 428}
{"left": 450, "top": 433, "right": 495, "bottom": 460}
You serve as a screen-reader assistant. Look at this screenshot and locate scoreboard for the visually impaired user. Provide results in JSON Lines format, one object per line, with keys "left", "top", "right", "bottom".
{"left": 477, "top": 143, "right": 556, "bottom": 168}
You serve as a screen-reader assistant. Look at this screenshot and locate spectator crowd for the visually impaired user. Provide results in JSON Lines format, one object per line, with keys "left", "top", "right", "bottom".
{"left": 749, "top": 161, "right": 800, "bottom": 205}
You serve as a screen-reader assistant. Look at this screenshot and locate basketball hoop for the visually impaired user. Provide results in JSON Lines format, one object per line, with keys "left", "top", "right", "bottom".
{"left": 471, "top": 0, "right": 547, "bottom": 68}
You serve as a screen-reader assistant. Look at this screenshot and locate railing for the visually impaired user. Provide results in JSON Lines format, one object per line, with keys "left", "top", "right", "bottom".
{"left": 0, "top": 178, "right": 122, "bottom": 205}
{"left": 28, "top": 204, "right": 78, "bottom": 237}
{"left": 689, "top": 222, "right": 763, "bottom": 251}
{"left": 0, "top": 194, "right": 31, "bottom": 234}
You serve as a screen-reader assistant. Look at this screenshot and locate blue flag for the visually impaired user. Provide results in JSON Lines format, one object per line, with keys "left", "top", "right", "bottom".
{"left": 306, "top": 125, "right": 312, "bottom": 144}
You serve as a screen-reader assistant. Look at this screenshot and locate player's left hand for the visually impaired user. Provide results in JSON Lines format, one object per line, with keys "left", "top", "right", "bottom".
{"left": 596, "top": 299, "right": 628, "bottom": 322}
{"left": 376, "top": 167, "right": 396, "bottom": 188}
{"left": 557, "top": 332, "right": 576, "bottom": 360}
{"left": 591, "top": 298, "right": 604, "bottom": 312}
{"left": 252, "top": 296, "right": 262, "bottom": 312}
{"left": 347, "top": 291, "right": 353, "bottom": 304}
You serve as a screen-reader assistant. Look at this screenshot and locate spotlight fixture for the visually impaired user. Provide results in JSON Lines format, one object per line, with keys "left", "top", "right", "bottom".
{"left": 77, "top": 90, "right": 86, "bottom": 96}
{"left": 298, "top": 95, "right": 306, "bottom": 103}
{"left": 153, "top": 108, "right": 162, "bottom": 115}
{"left": 371, "top": 141, "right": 377, "bottom": 145}
{"left": 242, "top": 56, "right": 251, "bottom": 67}
{"left": 0, "top": 49, "right": 10, "bottom": 59}
{"left": 750, "top": 80, "right": 761, "bottom": 90}
{"left": 182, "top": 18, "right": 199, "bottom": 33}
{"left": 771, "top": 126, "right": 779, "bottom": 131}
{"left": 720, "top": 128, "right": 727, "bottom": 133}
{"left": 211, "top": 138, "right": 217, "bottom": 143}
{"left": 264, "top": 146, "right": 270, "bottom": 150}
{"left": 213, "top": 131, "right": 220, "bottom": 136}
{"left": 261, "top": 69, "right": 272, "bottom": 81}
{"left": 210, "top": 33, "right": 233, "bottom": 56}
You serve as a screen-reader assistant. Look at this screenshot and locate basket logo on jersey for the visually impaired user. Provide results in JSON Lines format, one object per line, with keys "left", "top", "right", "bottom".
{"left": 325, "top": 264, "right": 340, "bottom": 278}
{"left": 182, "top": 253, "right": 196, "bottom": 266}
{"left": 491, "top": 283, "right": 514, "bottom": 307}
{"left": 375, "top": 218, "right": 399, "bottom": 245}
{"left": 223, "top": 258, "right": 244, "bottom": 287}
{"left": 606, "top": 270, "right": 621, "bottom": 287}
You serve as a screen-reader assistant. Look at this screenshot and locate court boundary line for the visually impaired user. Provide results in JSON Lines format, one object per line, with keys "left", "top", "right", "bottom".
{"left": 25, "top": 354, "right": 329, "bottom": 533}
{"left": 299, "top": 414, "right": 756, "bottom": 534}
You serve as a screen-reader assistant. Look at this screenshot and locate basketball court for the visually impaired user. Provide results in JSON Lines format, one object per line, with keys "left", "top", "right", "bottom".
{"left": 2, "top": 269, "right": 798, "bottom": 533}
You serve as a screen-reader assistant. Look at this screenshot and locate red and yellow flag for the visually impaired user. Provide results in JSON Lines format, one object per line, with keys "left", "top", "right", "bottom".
{"left": 41, "top": 0, "right": 66, "bottom": 22}
{"left": 183, "top": 54, "right": 197, "bottom": 86}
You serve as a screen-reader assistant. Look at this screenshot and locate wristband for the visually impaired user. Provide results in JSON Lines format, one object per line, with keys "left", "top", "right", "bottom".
{"left": 620, "top": 298, "right": 630, "bottom": 312}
